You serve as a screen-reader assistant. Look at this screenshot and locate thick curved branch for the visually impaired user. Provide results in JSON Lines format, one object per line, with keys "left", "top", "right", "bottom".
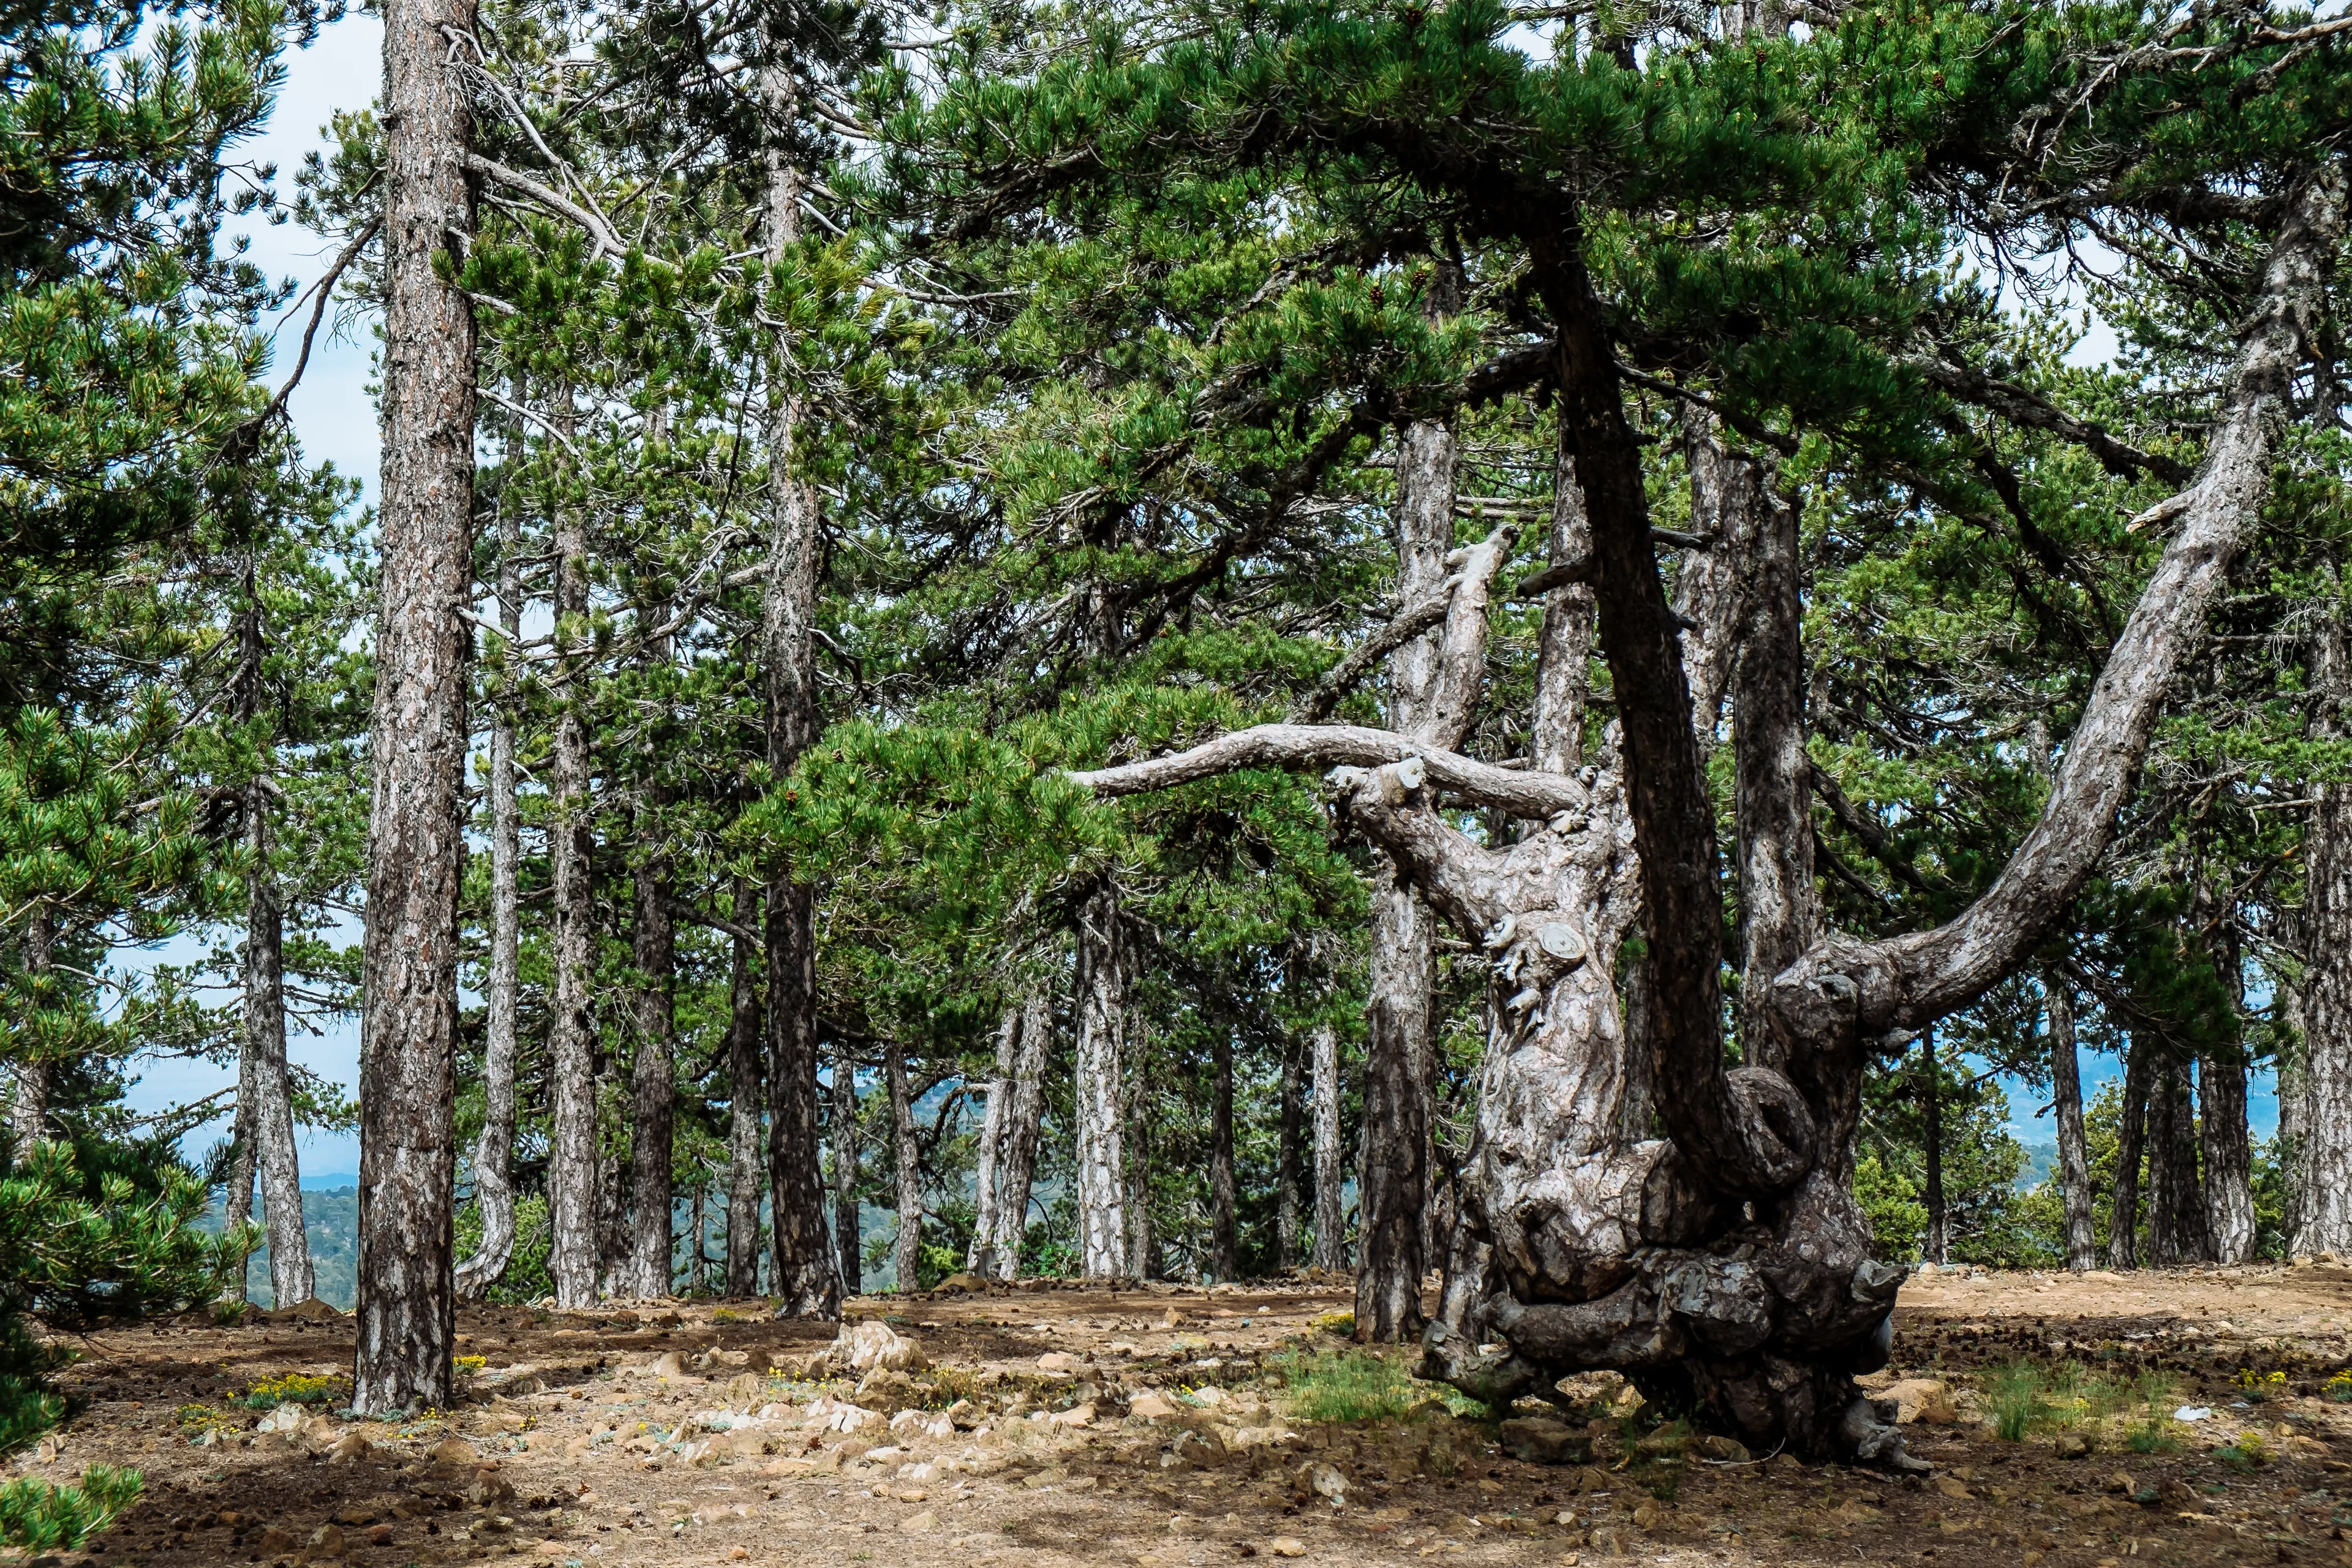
{"left": 466, "top": 152, "right": 625, "bottom": 258}
{"left": 1901, "top": 355, "right": 2193, "bottom": 485}
{"left": 1069, "top": 723, "right": 1589, "bottom": 821}
{"left": 1776, "top": 162, "right": 2349, "bottom": 1044}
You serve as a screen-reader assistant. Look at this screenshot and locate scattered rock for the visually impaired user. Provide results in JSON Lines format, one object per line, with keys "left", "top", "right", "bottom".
{"left": 834, "top": 1319, "right": 928, "bottom": 1374}
{"left": 1036, "top": 1351, "right": 1078, "bottom": 1374}
{"left": 1498, "top": 1417, "right": 1584, "bottom": 1466}
{"left": 1933, "top": 1475, "right": 1972, "bottom": 1501}
{"left": 258, "top": 1526, "right": 298, "bottom": 1553}
{"left": 365, "top": 1525, "right": 393, "bottom": 1547}
{"left": 1306, "top": 1463, "right": 1348, "bottom": 1503}
{"left": 1763, "top": 1452, "right": 1805, "bottom": 1479}
{"left": 2053, "top": 1432, "right": 2092, "bottom": 1460}
{"left": 255, "top": 1403, "right": 309, "bottom": 1436}
{"left": 647, "top": 1351, "right": 690, "bottom": 1378}
{"left": 901, "top": 1508, "right": 940, "bottom": 1532}
{"left": 275, "top": 1297, "right": 344, "bottom": 1321}
{"left": 937, "top": 1273, "right": 987, "bottom": 1293}
{"left": 468, "top": 1467, "right": 517, "bottom": 1507}
{"left": 1050, "top": 1403, "right": 1096, "bottom": 1428}
{"left": 302, "top": 1522, "right": 345, "bottom": 1561}
{"left": 1129, "top": 1392, "right": 1179, "bottom": 1420}
{"left": 2105, "top": 1471, "right": 2136, "bottom": 1495}
{"left": 1268, "top": 1539, "right": 1305, "bottom": 1558}
{"left": 1691, "top": 1434, "right": 1750, "bottom": 1463}
{"left": 426, "top": 1436, "right": 480, "bottom": 1469}
{"left": 1881, "top": 1378, "right": 1958, "bottom": 1425}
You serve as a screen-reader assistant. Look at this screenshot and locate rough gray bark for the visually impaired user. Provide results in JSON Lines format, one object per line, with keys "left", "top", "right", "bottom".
{"left": 1310, "top": 1005, "right": 1346, "bottom": 1273}
{"left": 2276, "top": 979, "right": 2308, "bottom": 1251}
{"left": 1124, "top": 1010, "right": 1156, "bottom": 1280}
{"left": 1276, "top": 1020, "right": 1303, "bottom": 1272}
{"left": 886, "top": 1038, "right": 921, "bottom": 1292}
{"left": 967, "top": 1000, "right": 1020, "bottom": 1275}
{"left": 1210, "top": 1027, "right": 1238, "bottom": 1281}
{"left": 545, "top": 388, "right": 599, "bottom": 1311}
{"left": 984, "top": 991, "right": 1050, "bottom": 1279}
{"left": 456, "top": 463, "right": 522, "bottom": 1302}
{"left": 1074, "top": 883, "right": 1127, "bottom": 1278}
{"left": 2107, "top": 1041, "right": 2150, "bottom": 1269}
{"left": 2298, "top": 567, "right": 2352, "bottom": 1256}
{"left": 723, "top": 881, "right": 764, "bottom": 1297}
{"left": 830, "top": 1046, "right": 860, "bottom": 1296}
{"left": 1530, "top": 431, "right": 1593, "bottom": 778}
{"left": 755, "top": 33, "right": 839, "bottom": 1323}
{"left": 2147, "top": 1055, "right": 2209, "bottom": 1265}
{"left": 356, "top": 0, "right": 473, "bottom": 1414}
{"left": 2045, "top": 978, "right": 2097, "bottom": 1272}
{"left": 2199, "top": 1047, "right": 2253, "bottom": 1264}
{"left": 624, "top": 818, "right": 677, "bottom": 1298}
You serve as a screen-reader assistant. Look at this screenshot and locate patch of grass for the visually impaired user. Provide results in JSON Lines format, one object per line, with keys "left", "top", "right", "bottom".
{"left": 1310, "top": 1311, "right": 1355, "bottom": 1339}
{"left": 2124, "top": 1419, "right": 2179, "bottom": 1454}
{"left": 2212, "top": 1433, "right": 2270, "bottom": 1472}
{"left": 1275, "top": 1348, "right": 1417, "bottom": 1423}
{"left": 1985, "top": 1362, "right": 2045, "bottom": 1441}
{"left": 2327, "top": 1370, "right": 2352, "bottom": 1404}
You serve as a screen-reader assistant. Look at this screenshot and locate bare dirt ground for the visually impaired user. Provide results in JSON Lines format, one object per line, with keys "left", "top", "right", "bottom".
{"left": 12, "top": 1262, "right": 2352, "bottom": 1568}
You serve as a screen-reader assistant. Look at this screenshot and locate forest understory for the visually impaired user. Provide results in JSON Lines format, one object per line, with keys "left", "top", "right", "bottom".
{"left": 20, "top": 1265, "right": 2352, "bottom": 1568}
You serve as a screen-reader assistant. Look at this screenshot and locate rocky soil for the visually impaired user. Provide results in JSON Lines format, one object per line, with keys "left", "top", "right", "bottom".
{"left": 9, "top": 1261, "right": 2352, "bottom": 1568}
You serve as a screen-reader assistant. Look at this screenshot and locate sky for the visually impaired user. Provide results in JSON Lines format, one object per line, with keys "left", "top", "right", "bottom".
{"left": 115, "top": 20, "right": 2282, "bottom": 1190}
{"left": 118, "top": 17, "right": 385, "bottom": 1183}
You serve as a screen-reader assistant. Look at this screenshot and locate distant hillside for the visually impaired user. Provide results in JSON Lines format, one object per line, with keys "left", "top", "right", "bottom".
{"left": 198, "top": 1188, "right": 359, "bottom": 1310}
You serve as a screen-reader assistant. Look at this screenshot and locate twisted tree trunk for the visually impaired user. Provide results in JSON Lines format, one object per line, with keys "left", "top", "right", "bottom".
{"left": 2046, "top": 978, "right": 2097, "bottom": 1272}
{"left": 723, "top": 881, "right": 764, "bottom": 1297}
{"left": 356, "top": 0, "right": 474, "bottom": 1412}
{"left": 1072, "top": 162, "right": 2342, "bottom": 1460}
{"left": 456, "top": 452, "right": 522, "bottom": 1302}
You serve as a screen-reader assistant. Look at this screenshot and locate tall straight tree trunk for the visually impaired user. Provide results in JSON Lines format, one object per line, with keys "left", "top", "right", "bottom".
{"left": 723, "top": 880, "right": 765, "bottom": 1297}
{"left": 1354, "top": 396, "right": 1457, "bottom": 1344}
{"left": 2197, "top": 874, "right": 2255, "bottom": 1264}
{"left": 2108, "top": 1041, "right": 2152, "bottom": 1268}
{"left": 545, "top": 388, "right": 600, "bottom": 1311}
{"left": 2298, "top": 578, "right": 2352, "bottom": 1256}
{"left": 1074, "top": 883, "right": 1127, "bottom": 1278}
{"left": 968, "top": 1000, "right": 1020, "bottom": 1274}
{"left": 624, "top": 815, "right": 676, "bottom": 1298}
{"left": 456, "top": 464, "right": 522, "bottom": 1301}
{"left": 241, "top": 611, "right": 312, "bottom": 1310}
{"left": 982, "top": 991, "right": 1049, "bottom": 1279}
{"left": 755, "top": 47, "right": 837, "bottom": 1321}
{"left": 1919, "top": 1033, "right": 1946, "bottom": 1265}
{"left": 1124, "top": 1014, "right": 1155, "bottom": 1281}
{"left": 830, "top": 1046, "right": 860, "bottom": 1296}
{"left": 1210, "top": 1028, "right": 1237, "bottom": 1282}
{"left": 2046, "top": 978, "right": 2097, "bottom": 1272}
{"left": 2147, "top": 1055, "right": 2211, "bottom": 1265}
{"left": 2277, "top": 979, "right": 2309, "bottom": 1250}
{"left": 356, "top": 0, "right": 473, "bottom": 1415}
{"left": 2199, "top": 1049, "right": 2253, "bottom": 1264}
{"left": 885, "top": 1039, "right": 921, "bottom": 1291}
{"left": 1310, "top": 1007, "right": 1345, "bottom": 1273}
{"left": 1276, "top": 1025, "right": 1303, "bottom": 1273}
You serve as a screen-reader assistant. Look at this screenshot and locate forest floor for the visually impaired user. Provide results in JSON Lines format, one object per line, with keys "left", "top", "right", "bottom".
{"left": 12, "top": 1261, "right": 2352, "bottom": 1568}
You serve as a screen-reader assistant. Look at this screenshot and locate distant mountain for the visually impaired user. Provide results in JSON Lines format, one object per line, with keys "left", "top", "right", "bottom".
{"left": 198, "top": 1188, "right": 359, "bottom": 1311}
